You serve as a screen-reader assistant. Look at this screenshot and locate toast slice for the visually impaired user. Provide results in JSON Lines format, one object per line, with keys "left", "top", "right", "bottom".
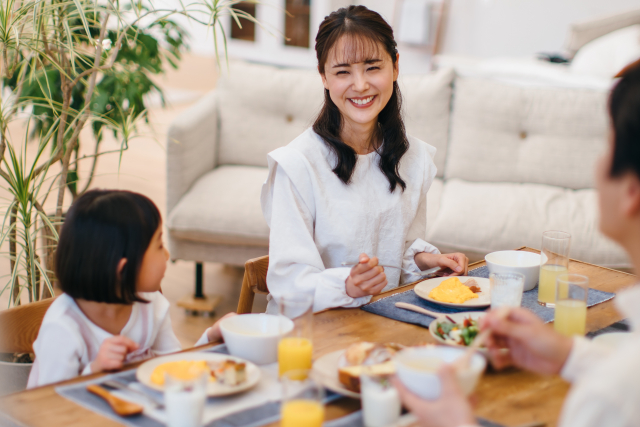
{"left": 338, "top": 361, "right": 395, "bottom": 393}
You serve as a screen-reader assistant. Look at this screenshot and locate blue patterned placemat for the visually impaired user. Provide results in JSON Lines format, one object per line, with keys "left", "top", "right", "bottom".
{"left": 361, "top": 266, "right": 616, "bottom": 328}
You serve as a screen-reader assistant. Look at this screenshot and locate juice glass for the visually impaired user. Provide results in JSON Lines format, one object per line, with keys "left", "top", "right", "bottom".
{"left": 538, "top": 231, "right": 571, "bottom": 307}
{"left": 278, "top": 293, "right": 314, "bottom": 377}
{"left": 164, "top": 371, "right": 208, "bottom": 427}
{"left": 360, "top": 369, "right": 401, "bottom": 427}
{"left": 490, "top": 272, "right": 525, "bottom": 309}
{"left": 281, "top": 369, "right": 324, "bottom": 427}
{"left": 554, "top": 274, "right": 589, "bottom": 337}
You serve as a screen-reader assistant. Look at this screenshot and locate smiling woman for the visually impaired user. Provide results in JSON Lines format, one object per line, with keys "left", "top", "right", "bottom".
{"left": 260, "top": 6, "right": 469, "bottom": 314}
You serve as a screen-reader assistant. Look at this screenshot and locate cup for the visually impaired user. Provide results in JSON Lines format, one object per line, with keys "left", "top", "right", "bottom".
{"left": 164, "top": 371, "right": 208, "bottom": 427}
{"left": 280, "top": 369, "right": 324, "bottom": 427}
{"left": 554, "top": 274, "right": 589, "bottom": 336}
{"left": 490, "top": 272, "right": 525, "bottom": 309}
{"left": 278, "top": 293, "right": 314, "bottom": 377}
{"left": 360, "top": 369, "right": 401, "bottom": 427}
{"left": 538, "top": 231, "right": 571, "bottom": 307}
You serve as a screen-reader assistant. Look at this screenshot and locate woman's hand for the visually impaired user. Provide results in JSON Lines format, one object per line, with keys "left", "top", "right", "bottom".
{"left": 481, "top": 307, "right": 573, "bottom": 375}
{"left": 207, "top": 312, "right": 238, "bottom": 342}
{"left": 90, "top": 335, "right": 139, "bottom": 373}
{"left": 345, "top": 253, "right": 387, "bottom": 298}
{"left": 393, "top": 365, "right": 475, "bottom": 427}
{"left": 415, "top": 252, "right": 469, "bottom": 276}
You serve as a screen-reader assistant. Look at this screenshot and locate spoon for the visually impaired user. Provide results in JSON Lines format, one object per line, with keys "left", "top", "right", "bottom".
{"left": 87, "top": 384, "right": 144, "bottom": 417}
{"left": 340, "top": 262, "right": 442, "bottom": 278}
{"left": 394, "top": 302, "right": 448, "bottom": 319}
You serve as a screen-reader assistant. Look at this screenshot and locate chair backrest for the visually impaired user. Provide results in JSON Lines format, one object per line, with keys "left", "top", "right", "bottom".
{"left": 237, "top": 255, "right": 269, "bottom": 314}
{"left": 0, "top": 297, "right": 56, "bottom": 354}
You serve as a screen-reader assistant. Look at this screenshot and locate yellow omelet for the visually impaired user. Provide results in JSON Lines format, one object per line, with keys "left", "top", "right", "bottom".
{"left": 428, "top": 277, "right": 479, "bottom": 304}
{"left": 150, "top": 360, "right": 211, "bottom": 386}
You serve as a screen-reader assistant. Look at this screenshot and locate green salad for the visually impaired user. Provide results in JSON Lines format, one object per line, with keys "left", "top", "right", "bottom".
{"left": 435, "top": 317, "right": 480, "bottom": 346}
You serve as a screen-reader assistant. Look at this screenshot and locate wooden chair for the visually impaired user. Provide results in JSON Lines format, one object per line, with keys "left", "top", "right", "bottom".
{"left": 237, "top": 255, "right": 269, "bottom": 314}
{"left": 0, "top": 297, "right": 56, "bottom": 354}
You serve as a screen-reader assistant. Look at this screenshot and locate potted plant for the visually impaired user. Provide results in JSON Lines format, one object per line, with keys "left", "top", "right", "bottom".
{"left": 0, "top": 0, "right": 263, "bottom": 394}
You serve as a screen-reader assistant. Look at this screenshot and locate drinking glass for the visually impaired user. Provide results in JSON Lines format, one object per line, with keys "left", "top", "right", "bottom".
{"left": 554, "top": 274, "right": 589, "bottom": 336}
{"left": 490, "top": 272, "right": 525, "bottom": 309}
{"left": 164, "top": 371, "right": 208, "bottom": 427}
{"left": 278, "top": 293, "right": 314, "bottom": 377}
{"left": 360, "top": 369, "right": 401, "bottom": 427}
{"left": 538, "top": 230, "right": 571, "bottom": 307}
{"left": 280, "top": 369, "right": 324, "bottom": 427}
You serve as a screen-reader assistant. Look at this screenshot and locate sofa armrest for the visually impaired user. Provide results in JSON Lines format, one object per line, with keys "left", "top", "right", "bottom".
{"left": 166, "top": 91, "right": 218, "bottom": 215}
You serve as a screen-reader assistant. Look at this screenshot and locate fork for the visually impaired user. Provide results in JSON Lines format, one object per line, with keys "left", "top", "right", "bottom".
{"left": 340, "top": 262, "right": 442, "bottom": 278}
{"left": 101, "top": 379, "right": 164, "bottom": 410}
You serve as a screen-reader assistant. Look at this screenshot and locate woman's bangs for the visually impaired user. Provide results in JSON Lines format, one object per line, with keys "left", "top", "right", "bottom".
{"left": 329, "top": 32, "right": 384, "bottom": 66}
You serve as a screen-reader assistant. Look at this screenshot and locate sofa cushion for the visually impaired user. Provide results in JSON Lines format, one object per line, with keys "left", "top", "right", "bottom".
{"left": 400, "top": 69, "right": 455, "bottom": 177}
{"left": 445, "top": 77, "right": 609, "bottom": 190}
{"left": 167, "top": 165, "right": 270, "bottom": 247}
{"left": 216, "top": 61, "right": 455, "bottom": 173}
{"left": 426, "top": 179, "right": 629, "bottom": 268}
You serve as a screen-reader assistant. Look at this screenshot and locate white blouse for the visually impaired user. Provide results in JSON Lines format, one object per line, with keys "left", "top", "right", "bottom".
{"left": 261, "top": 128, "right": 440, "bottom": 313}
{"left": 27, "top": 292, "right": 210, "bottom": 388}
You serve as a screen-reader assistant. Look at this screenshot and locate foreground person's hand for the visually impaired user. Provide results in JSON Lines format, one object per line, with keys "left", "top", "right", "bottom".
{"left": 90, "top": 335, "right": 139, "bottom": 373}
{"left": 416, "top": 252, "right": 469, "bottom": 276}
{"left": 345, "top": 253, "right": 387, "bottom": 298}
{"left": 482, "top": 307, "right": 573, "bottom": 375}
{"left": 207, "top": 312, "right": 238, "bottom": 342}
{"left": 393, "top": 364, "right": 475, "bottom": 427}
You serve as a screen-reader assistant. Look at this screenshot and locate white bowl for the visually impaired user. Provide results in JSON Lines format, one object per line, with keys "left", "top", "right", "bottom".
{"left": 394, "top": 346, "right": 486, "bottom": 400}
{"left": 485, "top": 250, "right": 541, "bottom": 291}
{"left": 220, "top": 314, "right": 294, "bottom": 365}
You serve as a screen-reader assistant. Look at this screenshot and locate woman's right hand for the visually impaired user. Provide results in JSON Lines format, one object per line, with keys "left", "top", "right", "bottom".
{"left": 345, "top": 253, "right": 387, "bottom": 298}
{"left": 90, "top": 335, "right": 139, "bottom": 373}
{"left": 482, "top": 307, "right": 573, "bottom": 375}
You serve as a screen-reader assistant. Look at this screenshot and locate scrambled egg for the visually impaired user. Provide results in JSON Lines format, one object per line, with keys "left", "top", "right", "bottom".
{"left": 428, "top": 277, "right": 479, "bottom": 304}
{"left": 150, "top": 360, "right": 211, "bottom": 386}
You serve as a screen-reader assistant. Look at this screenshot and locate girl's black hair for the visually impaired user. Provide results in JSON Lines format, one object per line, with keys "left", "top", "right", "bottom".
{"left": 55, "top": 189, "right": 161, "bottom": 304}
{"left": 313, "top": 5, "right": 408, "bottom": 192}
{"left": 609, "top": 59, "right": 640, "bottom": 179}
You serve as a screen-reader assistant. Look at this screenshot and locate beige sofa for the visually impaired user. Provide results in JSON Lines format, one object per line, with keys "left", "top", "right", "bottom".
{"left": 166, "top": 61, "right": 629, "bottom": 277}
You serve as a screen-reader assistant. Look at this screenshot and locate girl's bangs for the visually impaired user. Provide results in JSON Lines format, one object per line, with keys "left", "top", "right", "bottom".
{"left": 328, "top": 32, "right": 385, "bottom": 66}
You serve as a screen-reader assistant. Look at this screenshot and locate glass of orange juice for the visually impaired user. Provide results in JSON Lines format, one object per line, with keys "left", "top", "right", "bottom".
{"left": 538, "top": 231, "right": 571, "bottom": 307}
{"left": 281, "top": 369, "right": 324, "bottom": 427}
{"left": 554, "top": 274, "right": 589, "bottom": 337}
{"left": 278, "top": 293, "right": 314, "bottom": 377}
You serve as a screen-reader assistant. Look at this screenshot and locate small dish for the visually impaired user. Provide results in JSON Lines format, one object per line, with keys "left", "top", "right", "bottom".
{"left": 136, "top": 352, "right": 261, "bottom": 397}
{"left": 429, "top": 312, "right": 488, "bottom": 353}
{"left": 414, "top": 276, "right": 491, "bottom": 308}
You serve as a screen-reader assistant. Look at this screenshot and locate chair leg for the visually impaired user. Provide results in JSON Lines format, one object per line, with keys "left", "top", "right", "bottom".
{"left": 176, "top": 262, "right": 221, "bottom": 316}
{"left": 237, "top": 271, "right": 256, "bottom": 314}
{"left": 195, "top": 262, "right": 204, "bottom": 299}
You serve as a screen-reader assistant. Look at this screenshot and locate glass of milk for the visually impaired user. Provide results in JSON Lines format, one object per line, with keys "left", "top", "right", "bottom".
{"left": 164, "top": 372, "right": 208, "bottom": 427}
{"left": 360, "top": 370, "right": 401, "bottom": 427}
{"left": 490, "top": 272, "right": 525, "bottom": 309}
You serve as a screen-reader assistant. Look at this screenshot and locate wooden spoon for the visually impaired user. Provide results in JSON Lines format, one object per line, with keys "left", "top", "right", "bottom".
{"left": 394, "top": 302, "right": 447, "bottom": 319}
{"left": 87, "top": 384, "right": 144, "bottom": 417}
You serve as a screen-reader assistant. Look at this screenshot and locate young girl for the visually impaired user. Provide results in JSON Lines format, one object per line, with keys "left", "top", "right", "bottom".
{"left": 27, "top": 189, "right": 234, "bottom": 388}
{"left": 262, "top": 5, "right": 469, "bottom": 314}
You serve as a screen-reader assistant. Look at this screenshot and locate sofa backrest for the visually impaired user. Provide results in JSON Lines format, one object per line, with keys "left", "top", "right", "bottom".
{"left": 215, "top": 61, "right": 454, "bottom": 176}
{"left": 445, "top": 77, "right": 610, "bottom": 190}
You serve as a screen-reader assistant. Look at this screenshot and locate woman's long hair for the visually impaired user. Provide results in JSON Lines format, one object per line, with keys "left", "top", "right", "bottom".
{"left": 313, "top": 5, "right": 408, "bottom": 192}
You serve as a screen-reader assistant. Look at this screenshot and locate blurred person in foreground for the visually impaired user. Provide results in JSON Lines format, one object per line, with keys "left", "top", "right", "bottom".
{"left": 394, "top": 59, "right": 640, "bottom": 427}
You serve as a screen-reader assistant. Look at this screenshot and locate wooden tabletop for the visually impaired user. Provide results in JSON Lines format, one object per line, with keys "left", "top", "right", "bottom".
{"left": 1, "top": 248, "right": 636, "bottom": 427}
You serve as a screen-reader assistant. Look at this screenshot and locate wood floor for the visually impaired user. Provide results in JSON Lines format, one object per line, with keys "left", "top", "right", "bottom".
{"left": 0, "top": 53, "right": 267, "bottom": 348}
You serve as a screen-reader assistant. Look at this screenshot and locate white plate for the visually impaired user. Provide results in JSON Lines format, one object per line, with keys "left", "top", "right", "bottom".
{"left": 429, "top": 312, "right": 488, "bottom": 353}
{"left": 312, "top": 350, "right": 361, "bottom": 399}
{"left": 414, "top": 276, "right": 491, "bottom": 308}
{"left": 136, "top": 352, "right": 261, "bottom": 397}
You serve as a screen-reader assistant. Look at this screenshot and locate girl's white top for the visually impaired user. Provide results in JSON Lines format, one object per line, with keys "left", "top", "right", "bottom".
{"left": 27, "top": 292, "right": 210, "bottom": 388}
{"left": 261, "top": 128, "right": 440, "bottom": 313}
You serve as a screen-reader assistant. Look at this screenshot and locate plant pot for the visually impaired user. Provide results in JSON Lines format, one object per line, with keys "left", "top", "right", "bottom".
{"left": 0, "top": 360, "right": 32, "bottom": 396}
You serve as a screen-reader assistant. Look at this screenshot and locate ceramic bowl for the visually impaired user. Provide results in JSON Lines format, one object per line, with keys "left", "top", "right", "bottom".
{"left": 219, "top": 314, "right": 293, "bottom": 365}
{"left": 485, "top": 250, "right": 541, "bottom": 291}
{"left": 394, "top": 346, "right": 486, "bottom": 400}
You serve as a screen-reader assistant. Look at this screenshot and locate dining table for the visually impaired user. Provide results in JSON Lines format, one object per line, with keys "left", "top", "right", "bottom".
{"left": 0, "top": 247, "right": 636, "bottom": 427}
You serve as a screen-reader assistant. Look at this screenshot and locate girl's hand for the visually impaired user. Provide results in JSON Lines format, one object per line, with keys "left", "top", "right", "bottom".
{"left": 345, "top": 253, "right": 387, "bottom": 298}
{"left": 207, "top": 312, "right": 238, "bottom": 342}
{"left": 415, "top": 252, "right": 469, "bottom": 276}
{"left": 392, "top": 365, "right": 475, "bottom": 427}
{"left": 90, "top": 336, "right": 139, "bottom": 373}
{"left": 481, "top": 307, "right": 573, "bottom": 375}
